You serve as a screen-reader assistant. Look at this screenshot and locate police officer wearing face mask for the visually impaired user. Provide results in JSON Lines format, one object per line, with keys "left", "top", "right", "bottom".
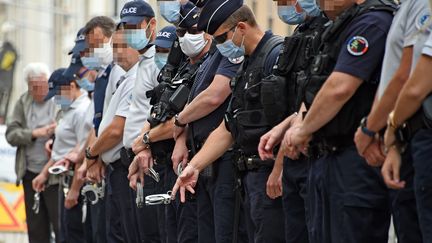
{"left": 128, "top": 3, "right": 207, "bottom": 242}
{"left": 258, "top": 1, "right": 329, "bottom": 242}
{"left": 154, "top": 26, "right": 177, "bottom": 70}
{"left": 34, "top": 68, "right": 92, "bottom": 243}
{"left": 284, "top": 0, "right": 396, "bottom": 242}
{"left": 171, "top": 0, "right": 286, "bottom": 242}
{"left": 79, "top": 18, "right": 126, "bottom": 243}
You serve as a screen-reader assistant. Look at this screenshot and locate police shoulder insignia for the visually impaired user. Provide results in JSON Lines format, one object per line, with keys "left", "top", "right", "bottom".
{"left": 347, "top": 36, "right": 369, "bottom": 56}
{"left": 416, "top": 10, "right": 431, "bottom": 30}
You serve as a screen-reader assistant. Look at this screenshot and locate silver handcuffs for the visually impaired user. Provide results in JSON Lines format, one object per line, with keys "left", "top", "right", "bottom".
{"left": 147, "top": 167, "right": 160, "bottom": 182}
{"left": 81, "top": 180, "right": 105, "bottom": 205}
{"left": 145, "top": 191, "right": 173, "bottom": 206}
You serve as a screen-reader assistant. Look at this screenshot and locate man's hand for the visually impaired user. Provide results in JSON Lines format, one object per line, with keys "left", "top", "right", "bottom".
{"left": 64, "top": 187, "right": 79, "bottom": 209}
{"left": 45, "top": 139, "right": 53, "bottom": 158}
{"left": 281, "top": 127, "right": 302, "bottom": 160}
{"left": 384, "top": 126, "right": 397, "bottom": 149}
{"left": 132, "top": 135, "right": 147, "bottom": 155}
{"left": 258, "top": 125, "right": 286, "bottom": 160}
{"left": 64, "top": 151, "right": 79, "bottom": 164}
{"left": 363, "top": 140, "right": 386, "bottom": 167}
{"left": 53, "top": 158, "right": 71, "bottom": 170}
{"left": 128, "top": 158, "right": 145, "bottom": 190}
{"left": 134, "top": 149, "right": 154, "bottom": 175}
{"left": 354, "top": 127, "right": 374, "bottom": 156}
{"left": 266, "top": 167, "right": 283, "bottom": 199}
{"left": 381, "top": 146, "right": 405, "bottom": 190}
{"left": 32, "top": 172, "right": 48, "bottom": 192}
{"left": 171, "top": 139, "right": 189, "bottom": 175}
{"left": 286, "top": 124, "right": 312, "bottom": 151}
{"left": 86, "top": 159, "right": 105, "bottom": 183}
{"left": 173, "top": 125, "right": 186, "bottom": 141}
{"left": 76, "top": 162, "right": 87, "bottom": 182}
{"left": 32, "top": 122, "right": 57, "bottom": 138}
{"left": 171, "top": 164, "right": 199, "bottom": 203}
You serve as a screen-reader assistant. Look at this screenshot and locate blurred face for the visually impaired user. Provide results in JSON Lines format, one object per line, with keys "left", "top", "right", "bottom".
{"left": 86, "top": 27, "right": 110, "bottom": 50}
{"left": 319, "top": 0, "right": 354, "bottom": 18}
{"left": 28, "top": 75, "right": 48, "bottom": 103}
{"left": 113, "top": 31, "right": 139, "bottom": 70}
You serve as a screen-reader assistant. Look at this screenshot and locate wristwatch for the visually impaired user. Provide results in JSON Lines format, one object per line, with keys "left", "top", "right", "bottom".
{"left": 174, "top": 114, "right": 186, "bottom": 127}
{"left": 85, "top": 147, "right": 98, "bottom": 160}
{"left": 360, "top": 117, "right": 375, "bottom": 137}
{"left": 142, "top": 131, "right": 151, "bottom": 147}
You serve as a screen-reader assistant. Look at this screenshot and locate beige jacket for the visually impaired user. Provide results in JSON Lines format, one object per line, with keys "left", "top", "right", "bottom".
{"left": 6, "top": 92, "right": 60, "bottom": 186}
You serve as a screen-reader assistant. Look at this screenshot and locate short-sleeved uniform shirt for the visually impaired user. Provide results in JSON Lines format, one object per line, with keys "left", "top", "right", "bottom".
{"left": 377, "top": 0, "right": 429, "bottom": 98}
{"left": 104, "top": 64, "right": 126, "bottom": 113}
{"left": 99, "top": 63, "right": 138, "bottom": 164}
{"left": 123, "top": 46, "right": 160, "bottom": 149}
{"left": 412, "top": 4, "right": 432, "bottom": 68}
{"left": 334, "top": 11, "right": 393, "bottom": 83}
{"left": 51, "top": 92, "right": 92, "bottom": 162}
{"left": 189, "top": 49, "right": 240, "bottom": 142}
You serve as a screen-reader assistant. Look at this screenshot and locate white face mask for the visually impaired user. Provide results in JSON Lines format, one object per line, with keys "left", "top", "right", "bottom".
{"left": 179, "top": 32, "right": 207, "bottom": 57}
{"left": 93, "top": 38, "right": 113, "bottom": 67}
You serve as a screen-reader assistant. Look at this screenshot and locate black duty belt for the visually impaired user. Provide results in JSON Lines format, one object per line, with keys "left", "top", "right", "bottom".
{"left": 233, "top": 151, "right": 274, "bottom": 172}
{"left": 311, "top": 135, "right": 354, "bottom": 156}
{"left": 396, "top": 111, "right": 425, "bottom": 145}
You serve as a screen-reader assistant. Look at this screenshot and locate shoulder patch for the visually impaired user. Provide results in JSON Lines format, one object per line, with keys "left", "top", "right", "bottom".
{"left": 347, "top": 36, "right": 369, "bottom": 56}
{"left": 416, "top": 10, "right": 431, "bottom": 30}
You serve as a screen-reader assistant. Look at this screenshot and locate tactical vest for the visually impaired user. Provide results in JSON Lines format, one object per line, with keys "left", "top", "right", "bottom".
{"left": 261, "top": 16, "right": 330, "bottom": 125}
{"left": 304, "top": 0, "right": 396, "bottom": 139}
{"left": 146, "top": 46, "right": 214, "bottom": 159}
{"left": 225, "top": 35, "right": 283, "bottom": 156}
{"left": 93, "top": 64, "right": 112, "bottom": 136}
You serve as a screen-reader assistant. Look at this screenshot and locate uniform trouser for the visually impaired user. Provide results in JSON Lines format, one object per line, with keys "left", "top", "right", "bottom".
{"left": 389, "top": 148, "right": 422, "bottom": 243}
{"left": 242, "top": 166, "right": 285, "bottom": 243}
{"left": 132, "top": 162, "right": 166, "bottom": 243}
{"left": 59, "top": 189, "right": 85, "bottom": 243}
{"left": 164, "top": 162, "right": 199, "bottom": 243}
{"left": 411, "top": 129, "right": 432, "bottom": 242}
{"left": 22, "top": 171, "right": 60, "bottom": 243}
{"left": 282, "top": 157, "right": 309, "bottom": 243}
{"left": 308, "top": 146, "right": 390, "bottom": 243}
{"left": 196, "top": 151, "right": 248, "bottom": 243}
{"left": 108, "top": 160, "right": 141, "bottom": 243}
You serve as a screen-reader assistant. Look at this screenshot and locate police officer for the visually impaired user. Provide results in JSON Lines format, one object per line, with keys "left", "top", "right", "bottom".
{"left": 258, "top": 1, "right": 329, "bottom": 242}
{"left": 128, "top": 3, "right": 205, "bottom": 242}
{"left": 172, "top": 1, "right": 286, "bottom": 242}
{"left": 154, "top": 26, "right": 177, "bottom": 70}
{"left": 117, "top": 1, "right": 163, "bottom": 242}
{"left": 169, "top": 2, "right": 246, "bottom": 241}
{"left": 85, "top": 29, "right": 140, "bottom": 243}
{"left": 79, "top": 18, "right": 125, "bottom": 243}
{"left": 383, "top": 2, "right": 432, "bottom": 240}
{"left": 352, "top": 0, "right": 429, "bottom": 242}
{"left": 34, "top": 68, "right": 92, "bottom": 243}
{"left": 285, "top": 0, "right": 395, "bottom": 242}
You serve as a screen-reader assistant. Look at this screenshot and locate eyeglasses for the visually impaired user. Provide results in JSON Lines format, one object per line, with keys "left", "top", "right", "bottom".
{"left": 213, "top": 26, "right": 236, "bottom": 44}
{"left": 176, "top": 27, "right": 202, "bottom": 37}
{"left": 73, "top": 68, "right": 89, "bottom": 79}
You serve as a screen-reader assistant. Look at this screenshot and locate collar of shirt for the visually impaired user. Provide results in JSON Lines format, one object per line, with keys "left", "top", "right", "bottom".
{"left": 124, "top": 62, "right": 139, "bottom": 79}
{"left": 139, "top": 45, "right": 156, "bottom": 62}
{"left": 70, "top": 91, "right": 89, "bottom": 109}
{"left": 97, "top": 63, "right": 111, "bottom": 78}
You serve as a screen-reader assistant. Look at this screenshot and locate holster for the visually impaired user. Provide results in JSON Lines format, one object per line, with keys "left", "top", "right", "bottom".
{"left": 232, "top": 150, "right": 274, "bottom": 172}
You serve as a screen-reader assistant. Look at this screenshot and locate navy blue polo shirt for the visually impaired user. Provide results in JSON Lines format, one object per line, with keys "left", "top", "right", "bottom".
{"left": 247, "top": 31, "right": 281, "bottom": 75}
{"left": 189, "top": 49, "right": 240, "bottom": 142}
{"left": 334, "top": 11, "right": 394, "bottom": 84}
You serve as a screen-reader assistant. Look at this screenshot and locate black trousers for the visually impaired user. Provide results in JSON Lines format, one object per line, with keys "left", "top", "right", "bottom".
{"left": 22, "top": 171, "right": 60, "bottom": 243}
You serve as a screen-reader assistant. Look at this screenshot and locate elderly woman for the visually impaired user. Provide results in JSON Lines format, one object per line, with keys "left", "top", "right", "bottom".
{"left": 6, "top": 62, "right": 59, "bottom": 243}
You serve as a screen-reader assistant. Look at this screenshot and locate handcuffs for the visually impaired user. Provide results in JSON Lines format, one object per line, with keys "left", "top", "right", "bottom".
{"left": 145, "top": 191, "right": 173, "bottom": 206}
{"left": 81, "top": 180, "right": 106, "bottom": 205}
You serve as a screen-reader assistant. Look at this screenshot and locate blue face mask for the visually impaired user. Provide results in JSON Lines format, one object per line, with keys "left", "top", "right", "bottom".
{"left": 76, "top": 78, "right": 95, "bottom": 92}
{"left": 216, "top": 27, "right": 245, "bottom": 60}
{"left": 159, "top": 1, "right": 181, "bottom": 23}
{"left": 298, "top": 0, "right": 321, "bottom": 17}
{"left": 81, "top": 56, "right": 100, "bottom": 70}
{"left": 125, "top": 26, "right": 151, "bottom": 50}
{"left": 154, "top": 52, "right": 169, "bottom": 70}
{"left": 277, "top": 5, "right": 307, "bottom": 25}
{"left": 55, "top": 95, "right": 73, "bottom": 110}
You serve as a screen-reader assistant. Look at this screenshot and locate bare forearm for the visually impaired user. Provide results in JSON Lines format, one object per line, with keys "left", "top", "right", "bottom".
{"left": 190, "top": 122, "right": 234, "bottom": 171}
{"left": 41, "top": 159, "right": 55, "bottom": 177}
{"left": 90, "top": 129, "right": 123, "bottom": 156}
{"left": 149, "top": 118, "right": 175, "bottom": 142}
{"left": 70, "top": 162, "right": 85, "bottom": 191}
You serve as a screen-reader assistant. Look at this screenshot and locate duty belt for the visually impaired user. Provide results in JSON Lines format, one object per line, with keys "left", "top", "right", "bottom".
{"left": 233, "top": 151, "right": 274, "bottom": 172}
{"left": 396, "top": 110, "right": 425, "bottom": 147}
{"left": 311, "top": 135, "right": 354, "bottom": 156}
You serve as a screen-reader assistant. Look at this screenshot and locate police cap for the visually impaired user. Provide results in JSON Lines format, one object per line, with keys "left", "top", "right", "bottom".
{"left": 68, "top": 28, "right": 87, "bottom": 55}
{"left": 178, "top": 2, "right": 200, "bottom": 28}
{"left": 120, "top": 0, "right": 155, "bottom": 25}
{"left": 154, "top": 26, "right": 177, "bottom": 49}
{"left": 189, "top": 0, "right": 207, "bottom": 8}
{"left": 63, "top": 54, "right": 84, "bottom": 80}
{"left": 44, "top": 68, "right": 72, "bottom": 101}
{"left": 197, "top": 0, "right": 243, "bottom": 35}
